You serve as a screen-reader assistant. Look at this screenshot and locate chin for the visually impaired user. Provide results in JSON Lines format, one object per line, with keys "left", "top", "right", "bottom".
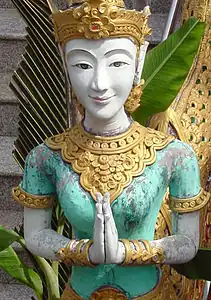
{"left": 91, "top": 108, "right": 120, "bottom": 121}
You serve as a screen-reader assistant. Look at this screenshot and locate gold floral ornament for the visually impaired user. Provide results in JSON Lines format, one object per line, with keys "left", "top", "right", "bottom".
{"left": 170, "top": 188, "right": 210, "bottom": 213}
{"left": 56, "top": 239, "right": 95, "bottom": 267}
{"left": 45, "top": 122, "right": 174, "bottom": 203}
{"left": 48, "top": 0, "right": 151, "bottom": 48}
{"left": 91, "top": 287, "right": 127, "bottom": 299}
{"left": 120, "top": 239, "right": 164, "bottom": 266}
{"left": 12, "top": 186, "right": 54, "bottom": 208}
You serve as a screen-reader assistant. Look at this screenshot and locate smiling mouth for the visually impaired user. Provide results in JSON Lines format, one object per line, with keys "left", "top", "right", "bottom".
{"left": 89, "top": 95, "right": 115, "bottom": 102}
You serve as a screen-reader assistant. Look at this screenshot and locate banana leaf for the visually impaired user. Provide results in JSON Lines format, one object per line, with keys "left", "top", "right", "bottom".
{"left": 0, "top": 246, "right": 43, "bottom": 299}
{"left": 0, "top": 226, "right": 20, "bottom": 251}
{"left": 172, "top": 248, "right": 211, "bottom": 280}
{"left": 133, "top": 17, "right": 205, "bottom": 125}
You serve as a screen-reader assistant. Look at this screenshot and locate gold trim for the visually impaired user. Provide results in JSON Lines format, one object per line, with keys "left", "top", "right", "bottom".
{"left": 170, "top": 188, "right": 210, "bottom": 213}
{"left": 56, "top": 239, "right": 95, "bottom": 267}
{"left": 120, "top": 239, "right": 164, "bottom": 266}
{"left": 45, "top": 122, "right": 174, "bottom": 203}
{"left": 51, "top": 0, "right": 151, "bottom": 47}
{"left": 12, "top": 186, "right": 54, "bottom": 209}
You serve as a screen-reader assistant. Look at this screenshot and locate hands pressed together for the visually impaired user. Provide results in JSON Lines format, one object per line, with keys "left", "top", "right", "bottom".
{"left": 89, "top": 192, "right": 126, "bottom": 265}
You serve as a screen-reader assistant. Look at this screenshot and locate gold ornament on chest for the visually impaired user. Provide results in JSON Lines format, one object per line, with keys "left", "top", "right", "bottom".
{"left": 45, "top": 122, "right": 174, "bottom": 203}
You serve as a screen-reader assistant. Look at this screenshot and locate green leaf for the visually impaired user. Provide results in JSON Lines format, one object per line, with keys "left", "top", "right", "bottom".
{"left": 0, "top": 246, "right": 43, "bottom": 299}
{"left": 172, "top": 248, "right": 211, "bottom": 280}
{"left": 0, "top": 226, "right": 20, "bottom": 251}
{"left": 133, "top": 17, "right": 205, "bottom": 125}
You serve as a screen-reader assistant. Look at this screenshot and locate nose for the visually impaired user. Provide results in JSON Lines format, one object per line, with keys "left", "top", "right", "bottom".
{"left": 90, "top": 65, "right": 109, "bottom": 92}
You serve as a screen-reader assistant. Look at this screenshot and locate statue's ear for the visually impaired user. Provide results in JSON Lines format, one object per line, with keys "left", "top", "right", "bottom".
{"left": 134, "top": 41, "right": 149, "bottom": 85}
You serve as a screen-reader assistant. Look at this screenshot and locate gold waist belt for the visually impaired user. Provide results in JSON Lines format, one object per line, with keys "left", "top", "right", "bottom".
{"left": 61, "top": 272, "right": 176, "bottom": 300}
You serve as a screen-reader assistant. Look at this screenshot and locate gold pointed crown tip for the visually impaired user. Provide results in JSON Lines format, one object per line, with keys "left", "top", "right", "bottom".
{"left": 143, "top": 6, "right": 151, "bottom": 17}
{"left": 52, "top": 0, "right": 150, "bottom": 47}
{"left": 69, "top": 0, "right": 125, "bottom": 6}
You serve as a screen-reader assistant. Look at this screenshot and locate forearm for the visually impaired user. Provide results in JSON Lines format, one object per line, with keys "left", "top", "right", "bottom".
{"left": 150, "top": 234, "right": 198, "bottom": 264}
{"left": 119, "top": 212, "right": 199, "bottom": 266}
{"left": 25, "top": 227, "right": 70, "bottom": 260}
{"left": 24, "top": 207, "right": 93, "bottom": 265}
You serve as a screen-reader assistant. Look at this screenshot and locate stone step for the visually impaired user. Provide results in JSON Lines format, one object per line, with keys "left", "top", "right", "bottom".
{"left": 0, "top": 136, "right": 23, "bottom": 211}
{"left": 0, "top": 73, "right": 19, "bottom": 137}
{"left": 0, "top": 8, "right": 26, "bottom": 73}
{"left": 0, "top": 74, "right": 19, "bottom": 138}
{"left": 0, "top": 0, "right": 14, "bottom": 9}
{"left": 0, "top": 283, "right": 35, "bottom": 299}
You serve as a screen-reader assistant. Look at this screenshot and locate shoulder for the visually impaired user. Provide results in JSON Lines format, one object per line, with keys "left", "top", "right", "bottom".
{"left": 162, "top": 138, "right": 197, "bottom": 160}
{"left": 25, "top": 142, "right": 60, "bottom": 169}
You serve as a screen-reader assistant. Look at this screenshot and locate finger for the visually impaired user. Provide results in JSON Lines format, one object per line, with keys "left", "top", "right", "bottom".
{"left": 96, "top": 192, "right": 103, "bottom": 204}
{"left": 103, "top": 192, "right": 110, "bottom": 205}
{"left": 103, "top": 193, "right": 116, "bottom": 230}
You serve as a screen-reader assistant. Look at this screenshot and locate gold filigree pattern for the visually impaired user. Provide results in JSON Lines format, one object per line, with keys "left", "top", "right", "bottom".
{"left": 91, "top": 287, "right": 127, "bottom": 300}
{"left": 124, "top": 82, "right": 143, "bottom": 114}
{"left": 150, "top": 0, "right": 211, "bottom": 298}
{"left": 120, "top": 239, "right": 164, "bottom": 266}
{"left": 170, "top": 188, "right": 210, "bottom": 213}
{"left": 12, "top": 186, "right": 54, "bottom": 208}
{"left": 57, "top": 239, "right": 95, "bottom": 267}
{"left": 50, "top": 0, "right": 151, "bottom": 47}
{"left": 45, "top": 122, "right": 174, "bottom": 203}
{"left": 68, "top": 0, "right": 125, "bottom": 7}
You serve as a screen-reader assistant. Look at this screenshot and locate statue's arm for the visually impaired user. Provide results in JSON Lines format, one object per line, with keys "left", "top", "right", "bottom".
{"left": 24, "top": 206, "right": 70, "bottom": 260}
{"left": 150, "top": 211, "right": 199, "bottom": 264}
{"left": 14, "top": 145, "right": 104, "bottom": 265}
{"left": 115, "top": 142, "right": 209, "bottom": 266}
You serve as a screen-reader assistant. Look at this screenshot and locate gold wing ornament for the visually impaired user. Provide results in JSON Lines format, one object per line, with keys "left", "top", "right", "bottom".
{"left": 152, "top": 0, "right": 211, "bottom": 298}
{"left": 10, "top": 0, "right": 69, "bottom": 168}
{"left": 10, "top": 0, "right": 72, "bottom": 296}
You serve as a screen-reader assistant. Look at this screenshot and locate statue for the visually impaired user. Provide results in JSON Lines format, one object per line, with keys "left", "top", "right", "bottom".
{"left": 11, "top": 0, "right": 211, "bottom": 299}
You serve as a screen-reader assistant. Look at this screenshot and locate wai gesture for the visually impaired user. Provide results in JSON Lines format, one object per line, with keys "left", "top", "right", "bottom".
{"left": 89, "top": 192, "right": 125, "bottom": 265}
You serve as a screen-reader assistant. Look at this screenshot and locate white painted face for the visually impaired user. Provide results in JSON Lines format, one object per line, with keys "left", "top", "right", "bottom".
{"left": 64, "top": 38, "right": 137, "bottom": 120}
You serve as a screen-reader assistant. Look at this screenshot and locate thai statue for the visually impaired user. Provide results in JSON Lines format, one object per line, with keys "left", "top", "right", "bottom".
{"left": 10, "top": 0, "right": 211, "bottom": 299}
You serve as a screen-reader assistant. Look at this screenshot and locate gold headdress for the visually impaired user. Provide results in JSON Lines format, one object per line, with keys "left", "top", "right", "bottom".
{"left": 47, "top": 0, "right": 151, "bottom": 48}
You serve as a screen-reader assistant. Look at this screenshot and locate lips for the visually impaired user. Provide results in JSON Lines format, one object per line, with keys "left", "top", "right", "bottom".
{"left": 89, "top": 95, "right": 115, "bottom": 103}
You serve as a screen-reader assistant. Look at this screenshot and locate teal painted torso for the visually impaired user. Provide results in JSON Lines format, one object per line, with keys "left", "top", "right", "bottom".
{"left": 21, "top": 136, "right": 200, "bottom": 299}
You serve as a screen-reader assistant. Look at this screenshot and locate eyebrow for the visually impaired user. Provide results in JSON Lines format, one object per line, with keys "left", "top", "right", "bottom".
{"left": 66, "top": 49, "right": 96, "bottom": 59}
{"left": 104, "top": 49, "right": 134, "bottom": 59}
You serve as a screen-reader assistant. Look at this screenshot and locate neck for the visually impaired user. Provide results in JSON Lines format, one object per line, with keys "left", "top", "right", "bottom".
{"left": 83, "top": 107, "right": 131, "bottom": 136}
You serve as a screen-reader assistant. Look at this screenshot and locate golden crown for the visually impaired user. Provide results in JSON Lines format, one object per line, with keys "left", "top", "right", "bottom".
{"left": 47, "top": 0, "right": 151, "bottom": 47}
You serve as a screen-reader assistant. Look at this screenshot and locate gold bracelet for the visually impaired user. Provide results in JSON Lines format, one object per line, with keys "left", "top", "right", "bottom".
{"left": 120, "top": 239, "right": 164, "bottom": 266}
{"left": 56, "top": 239, "right": 95, "bottom": 267}
{"left": 140, "top": 240, "right": 164, "bottom": 264}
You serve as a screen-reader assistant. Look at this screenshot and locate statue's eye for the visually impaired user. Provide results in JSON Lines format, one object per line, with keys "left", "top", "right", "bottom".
{"left": 110, "top": 62, "right": 128, "bottom": 67}
{"left": 75, "top": 63, "right": 92, "bottom": 70}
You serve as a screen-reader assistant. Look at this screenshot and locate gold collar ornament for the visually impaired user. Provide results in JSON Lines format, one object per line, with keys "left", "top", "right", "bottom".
{"left": 47, "top": 0, "right": 151, "bottom": 48}
{"left": 45, "top": 122, "right": 174, "bottom": 203}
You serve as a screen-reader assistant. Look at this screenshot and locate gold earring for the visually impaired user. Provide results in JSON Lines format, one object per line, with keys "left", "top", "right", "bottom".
{"left": 124, "top": 80, "right": 144, "bottom": 114}
{"left": 71, "top": 90, "right": 85, "bottom": 117}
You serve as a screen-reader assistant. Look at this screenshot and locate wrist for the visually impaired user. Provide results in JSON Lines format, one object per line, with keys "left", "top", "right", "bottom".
{"left": 119, "top": 239, "right": 164, "bottom": 266}
{"left": 56, "top": 239, "right": 95, "bottom": 267}
{"left": 116, "top": 241, "right": 126, "bottom": 264}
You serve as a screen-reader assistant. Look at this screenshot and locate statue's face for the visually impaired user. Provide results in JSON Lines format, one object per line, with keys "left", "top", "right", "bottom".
{"left": 65, "top": 38, "right": 137, "bottom": 120}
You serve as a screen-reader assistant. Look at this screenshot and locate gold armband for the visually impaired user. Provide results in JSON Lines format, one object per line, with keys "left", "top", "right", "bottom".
{"left": 56, "top": 240, "right": 95, "bottom": 267}
{"left": 12, "top": 186, "right": 54, "bottom": 208}
{"left": 170, "top": 188, "right": 210, "bottom": 213}
{"left": 120, "top": 239, "right": 164, "bottom": 266}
